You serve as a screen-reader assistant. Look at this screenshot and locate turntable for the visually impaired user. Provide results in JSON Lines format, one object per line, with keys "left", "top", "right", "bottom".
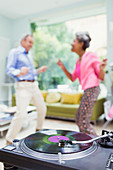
{"left": 0, "top": 129, "right": 113, "bottom": 170}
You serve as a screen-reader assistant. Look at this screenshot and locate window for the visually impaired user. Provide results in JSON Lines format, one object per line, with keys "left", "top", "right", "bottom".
{"left": 32, "top": 14, "right": 107, "bottom": 90}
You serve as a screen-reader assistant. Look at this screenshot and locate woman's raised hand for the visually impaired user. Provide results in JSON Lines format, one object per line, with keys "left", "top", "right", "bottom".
{"left": 56, "top": 59, "right": 65, "bottom": 69}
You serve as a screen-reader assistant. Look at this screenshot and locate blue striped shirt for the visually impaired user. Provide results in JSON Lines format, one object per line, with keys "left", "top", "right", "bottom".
{"left": 6, "top": 46, "right": 38, "bottom": 81}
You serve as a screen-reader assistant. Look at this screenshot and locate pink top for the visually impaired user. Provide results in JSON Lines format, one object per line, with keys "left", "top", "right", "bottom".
{"left": 72, "top": 52, "right": 103, "bottom": 90}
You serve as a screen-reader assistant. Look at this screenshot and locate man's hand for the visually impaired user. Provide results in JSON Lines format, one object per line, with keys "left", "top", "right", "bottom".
{"left": 37, "top": 66, "right": 48, "bottom": 73}
{"left": 17, "top": 67, "right": 29, "bottom": 77}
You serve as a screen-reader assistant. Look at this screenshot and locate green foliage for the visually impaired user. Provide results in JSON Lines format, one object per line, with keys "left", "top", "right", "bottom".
{"left": 32, "top": 23, "right": 79, "bottom": 90}
{"left": 31, "top": 23, "right": 37, "bottom": 33}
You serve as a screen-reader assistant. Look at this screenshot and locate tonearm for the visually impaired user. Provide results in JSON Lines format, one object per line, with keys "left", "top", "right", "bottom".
{"left": 58, "top": 130, "right": 113, "bottom": 148}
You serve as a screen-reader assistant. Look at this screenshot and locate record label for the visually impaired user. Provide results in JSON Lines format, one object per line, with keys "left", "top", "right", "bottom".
{"left": 48, "top": 135, "right": 69, "bottom": 143}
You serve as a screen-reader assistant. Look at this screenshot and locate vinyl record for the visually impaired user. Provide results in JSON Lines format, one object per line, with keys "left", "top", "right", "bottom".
{"left": 24, "top": 129, "right": 93, "bottom": 154}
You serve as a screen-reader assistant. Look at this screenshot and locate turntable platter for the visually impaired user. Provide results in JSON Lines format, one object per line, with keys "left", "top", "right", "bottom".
{"left": 23, "top": 129, "right": 92, "bottom": 154}
{"left": 20, "top": 129, "right": 97, "bottom": 160}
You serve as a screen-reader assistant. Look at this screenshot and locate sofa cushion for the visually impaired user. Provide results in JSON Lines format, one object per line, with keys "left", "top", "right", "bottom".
{"left": 46, "top": 92, "right": 61, "bottom": 103}
{"left": 61, "top": 93, "right": 83, "bottom": 104}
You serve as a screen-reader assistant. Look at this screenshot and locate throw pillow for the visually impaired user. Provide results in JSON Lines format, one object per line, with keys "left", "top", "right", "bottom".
{"left": 61, "top": 93, "right": 83, "bottom": 104}
{"left": 46, "top": 92, "right": 61, "bottom": 103}
{"left": 41, "top": 91, "right": 48, "bottom": 101}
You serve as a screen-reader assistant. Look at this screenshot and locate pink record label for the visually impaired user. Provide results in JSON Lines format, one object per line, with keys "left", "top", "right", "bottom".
{"left": 48, "top": 135, "right": 69, "bottom": 143}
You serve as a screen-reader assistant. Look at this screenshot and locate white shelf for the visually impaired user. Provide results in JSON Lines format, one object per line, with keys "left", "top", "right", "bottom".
{"left": 0, "top": 106, "right": 37, "bottom": 137}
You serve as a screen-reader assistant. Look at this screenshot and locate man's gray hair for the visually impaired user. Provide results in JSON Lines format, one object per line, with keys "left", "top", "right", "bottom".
{"left": 20, "top": 34, "right": 32, "bottom": 42}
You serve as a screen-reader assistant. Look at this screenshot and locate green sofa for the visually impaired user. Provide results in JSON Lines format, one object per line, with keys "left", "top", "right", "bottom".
{"left": 45, "top": 97, "right": 106, "bottom": 122}
{"left": 12, "top": 94, "right": 105, "bottom": 123}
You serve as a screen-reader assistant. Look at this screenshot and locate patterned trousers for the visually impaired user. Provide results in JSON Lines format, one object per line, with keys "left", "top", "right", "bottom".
{"left": 75, "top": 86, "right": 100, "bottom": 136}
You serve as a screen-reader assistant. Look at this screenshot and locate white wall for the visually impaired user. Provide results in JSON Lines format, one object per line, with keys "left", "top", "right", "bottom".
{"left": 11, "top": 18, "right": 31, "bottom": 47}
{"left": 106, "top": 0, "right": 113, "bottom": 96}
{"left": 0, "top": 37, "right": 10, "bottom": 83}
{"left": 0, "top": 15, "right": 12, "bottom": 83}
{"left": 0, "top": 15, "right": 12, "bottom": 39}
{"left": 0, "top": 15, "right": 12, "bottom": 103}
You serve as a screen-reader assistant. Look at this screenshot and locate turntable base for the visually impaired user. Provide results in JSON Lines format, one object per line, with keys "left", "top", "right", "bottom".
{"left": 0, "top": 129, "right": 113, "bottom": 170}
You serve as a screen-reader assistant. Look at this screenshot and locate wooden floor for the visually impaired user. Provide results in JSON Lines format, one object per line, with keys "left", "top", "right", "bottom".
{"left": 0, "top": 116, "right": 113, "bottom": 169}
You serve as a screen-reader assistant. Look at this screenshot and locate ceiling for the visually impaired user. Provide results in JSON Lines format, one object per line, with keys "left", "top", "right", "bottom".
{"left": 0, "top": 0, "right": 82, "bottom": 19}
{"left": 0, "top": 0, "right": 105, "bottom": 21}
